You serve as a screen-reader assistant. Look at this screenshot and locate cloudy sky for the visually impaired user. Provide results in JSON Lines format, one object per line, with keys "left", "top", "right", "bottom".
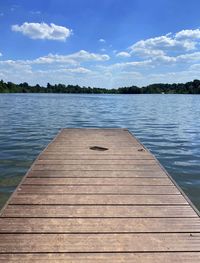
{"left": 1, "top": 0, "right": 200, "bottom": 88}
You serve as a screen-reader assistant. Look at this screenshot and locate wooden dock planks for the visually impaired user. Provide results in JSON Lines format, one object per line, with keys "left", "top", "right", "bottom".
{"left": 0, "top": 128, "right": 200, "bottom": 262}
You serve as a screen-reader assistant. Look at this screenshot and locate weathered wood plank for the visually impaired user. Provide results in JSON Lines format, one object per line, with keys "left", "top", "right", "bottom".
{"left": 2, "top": 205, "right": 197, "bottom": 218}
{"left": 36, "top": 159, "right": 156, "bottom": 165}
{"left": 44, "top": 149, "right": 147, "bottom": 155}
{"left": 46, "top": 146, "right": 144, "bottom": 150}
{"left": 23, "top": 177, "right": 173, "bottom": 186}
{"left": 39, "top": 153, "right": 153, "bottom": 160}
{"left": 1, "top": 253, "right": 200, "bottom": 263}
{"left": 58, "top": 129, "right": 134, "bottom": 137}
{"left": 51, "top": 144, "right": 141, "bottom": 148}
{"left": 0, "top": 233, "right": 200, "bottom": 253}
{"left": 1, "top": 218, "right": 200, "bottom": 233}
{"left": 31, "top": 164, "right": 162, "bottom": 171}
{"left": 10, "top": 194, "right": 187, "bottom": 205}
{"left": 27, "top": 170, "right": 167, "bottom": 178}
{"left": 17, "top": 185, "right": 179, "bottom": 194}
{"left": 0, "top": 128, "right": 199, "bottom": 262}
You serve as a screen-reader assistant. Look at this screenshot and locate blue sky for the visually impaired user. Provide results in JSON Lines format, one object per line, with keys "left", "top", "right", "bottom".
{"left": 1, "top": 0, "right": 200, "bottom": 88}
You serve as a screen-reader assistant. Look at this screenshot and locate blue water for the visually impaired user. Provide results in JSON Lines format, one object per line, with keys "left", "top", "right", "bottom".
{"left": 0, "top": 93, "right": 200, "bottom": 210}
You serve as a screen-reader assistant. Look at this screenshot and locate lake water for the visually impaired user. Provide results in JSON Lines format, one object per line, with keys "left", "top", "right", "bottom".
{"left": 0, "top": 93, "right": 200, "bottom": 211}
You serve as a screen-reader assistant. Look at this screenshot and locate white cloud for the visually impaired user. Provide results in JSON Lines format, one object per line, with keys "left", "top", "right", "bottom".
{"left": 0, "top": 49, "right": 111, "bottom": 86}
{"left": 151, "top": 52, "right": 200, "bottom": 65}
{"left": 31, "top": 53, "right": 77, "bottom": 65}
{"left": 0, "top": 60, "right": 31, "bottom": 71}
{"left": 0, "top": 59, "right": 33, "bottom": 84}
{"left": 0, "top": 52, "right": 2, "bottom": 57}
{"left": 99, "top": 38, "right": 106, "bottom": 43}
{"left": 59, "top": 67, "right": 92, "bottom": 74}
{"left": 31, "top": 50, "right": 110, "bottom": 65}
{"left": 11, "top": 22, "right": 72, "bottom": 41}
{"left": 0, "top": 50, "right": 110, "bottom": 69}
{"left": 3, "top": 27, "right": 200, "bottom": 88}
{"left": 108, "top": 60, "right": 152, "bottom": 70}
{"left": 116, "top": 51, "right": 131, "bottom": 58}
{"left": 95, "top": 60, "right": 151, "bottom": 86}
{"left": 37, "top": 67, "right": 92, "bottom": 75}
{"left": 152, "top": 55, "right": 176, "bottom": 64}
{"left": 67, "top": 50, "right": 109, "bottom": 62}
{"left": 175, "top": 29, "right": 200, "bottom": 40}
{"left": 135, "top": 51, "right": 200, "bottom": 69}
{"left": 0, "top": 59, "right": 94, "bottom": 86}
{"left": 133, "top": 48, "right": 166, "bottom": 57}
{"left": 68, "top": 67, "right": 91, "bottom": 74}
{"left": 129, "top": 30, "right": 200, "bottom": 59}
{"left": 176, "top": 51, "right": 200, "bottom": 62}
{"left": 130, "top": 35, "right": 196, "bottom": 57}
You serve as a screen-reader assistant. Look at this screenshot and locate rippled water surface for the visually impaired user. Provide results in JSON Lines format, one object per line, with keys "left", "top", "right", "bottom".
{"left": 0, "top": 93, "right": 200, "bottom": 211}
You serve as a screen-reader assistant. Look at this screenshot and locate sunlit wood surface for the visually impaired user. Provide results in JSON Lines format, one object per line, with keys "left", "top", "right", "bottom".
{"left": 0, "top": 128, "right": 199, "bottom": 262}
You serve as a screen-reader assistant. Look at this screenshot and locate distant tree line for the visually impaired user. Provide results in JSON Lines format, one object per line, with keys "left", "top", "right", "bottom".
{"left": 1, "top": 79, "right": 200, "bottom": 94}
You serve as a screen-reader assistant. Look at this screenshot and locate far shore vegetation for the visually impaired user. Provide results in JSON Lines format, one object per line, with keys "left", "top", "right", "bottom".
{"left": 1, "top": 79, "right": 200, "bottom": 94}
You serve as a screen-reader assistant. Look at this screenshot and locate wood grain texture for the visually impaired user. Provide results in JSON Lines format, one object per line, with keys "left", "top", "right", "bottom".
{"left": 27, "top": 170, "right": 167, "bottom": 178}
{"left": 1, "top": 217, "right": 200, "bottom": 233}
{"left": 36, "top": 159, "right": 157, "bottom": 165}
{"left": 23, "top": 177, "right": 173, "bottom": 186}
{"left": 0, "top": 128, "right": 199, "bottom": 262}
{"left": 10, "top": 194, "right": 188, "bottom": 205}
{"left": 2, "top": 205, "right": 197, "bottom": 218}
{"left": 0, "top": 233, "right": 200, "bottom": 253}
{"left": 31, "top": 164, "right": 161, "bottom": 171}
{"left": 17, "top": 185, "right": 179, "bottom": 194}
{"left": 0, "top": 253, "right": 200, "bottom": 263}
{"left": 39, "top": 153, "right": 154, "bottom": 160}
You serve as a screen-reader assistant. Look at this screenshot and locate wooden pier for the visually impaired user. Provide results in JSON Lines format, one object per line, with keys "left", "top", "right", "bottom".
{"left": 0, "top": 128, "right": 200, "bottom": 262}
